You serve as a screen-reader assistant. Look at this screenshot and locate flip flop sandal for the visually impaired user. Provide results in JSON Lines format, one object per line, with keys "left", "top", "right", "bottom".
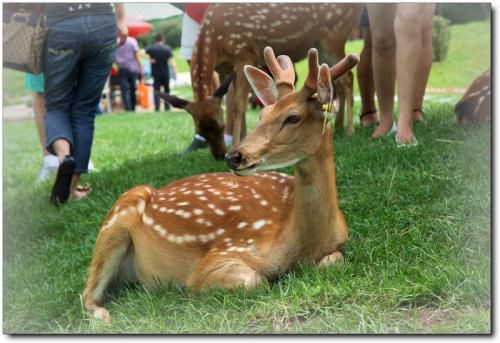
{"left": 360, "top": 110, "right": 379, "bottom": 127}
{"left": 50, "top": 155, "right": 76, "bottom": 206}
{"left": 413, "top": 108, "right": 425, "bottom": 123}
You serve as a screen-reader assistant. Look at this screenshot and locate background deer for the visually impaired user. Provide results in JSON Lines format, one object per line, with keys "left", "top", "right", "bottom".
{"left": 82, "top": 48, "right": 358, "bottom": 322}
{"left": 160, "top": 3, "right": 362, "bottom": 160}
{"left": 455, "top": 69, "right": 491, "bottom": 124}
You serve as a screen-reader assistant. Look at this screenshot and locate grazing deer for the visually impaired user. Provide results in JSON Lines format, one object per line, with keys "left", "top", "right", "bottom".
{"left": 455, "top": 69, "right": 491, "bottom": 124}
{"left": 160, "top": 3, "right": 362, "bottom": 160}
{"left": 83, "top": 47, "right": 358, "bottom": 322}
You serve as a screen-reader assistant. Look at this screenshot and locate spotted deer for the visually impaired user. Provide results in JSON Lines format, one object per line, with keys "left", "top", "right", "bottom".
{"left": 83, "top": 47, "right": 358, "bottom": 322}
{"left": 160, "top": 3, "right": 362, "bottom": 160}
{"left": 455, "top": 69, "right": 491, "bottom": 124}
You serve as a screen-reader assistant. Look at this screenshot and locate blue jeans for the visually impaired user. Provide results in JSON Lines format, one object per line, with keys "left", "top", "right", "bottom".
{"left": 44, "top": 15, "right": 116, "bottom": 174}
{"left": 118, "top": 68, "right": 137, "bottom": 111}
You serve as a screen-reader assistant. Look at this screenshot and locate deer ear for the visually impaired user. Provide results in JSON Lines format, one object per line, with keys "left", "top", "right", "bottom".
{"left": 213, "top": 73, "right": 234, "bottom": 99}
{"left": 244, "top": 65, "right": 278, "bottom": 106}
{"left": 157, "top": 92, "right": 191, "bottom": 110}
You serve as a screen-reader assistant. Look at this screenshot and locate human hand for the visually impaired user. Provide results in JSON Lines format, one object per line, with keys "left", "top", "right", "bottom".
{"left": 116, "top": 20, "right": 128, "bottom": 47}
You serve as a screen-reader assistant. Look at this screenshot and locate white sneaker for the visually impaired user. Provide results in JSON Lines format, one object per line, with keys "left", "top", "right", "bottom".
{"left": 87, "top": 159, "right": 98, "bottom": 173}
{"left": 37, "top": 155, "right": 59, "bottom": 182}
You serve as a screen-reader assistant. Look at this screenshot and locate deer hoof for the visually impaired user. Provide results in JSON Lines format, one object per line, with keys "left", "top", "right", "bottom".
{"left": 317, "top": 251, "right": 344, "bottom": 268}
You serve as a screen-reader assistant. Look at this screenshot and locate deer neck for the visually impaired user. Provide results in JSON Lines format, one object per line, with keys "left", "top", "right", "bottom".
{"left": 286, "top": 125, "right": 341, "bottom": 262}
{"left": 190, "top": 25, "right": 217, "bottom": 102}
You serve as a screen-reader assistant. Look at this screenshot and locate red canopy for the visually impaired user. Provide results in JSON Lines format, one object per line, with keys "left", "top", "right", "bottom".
{"left": 125, "top": 17, "right": 153, "bottom": 38}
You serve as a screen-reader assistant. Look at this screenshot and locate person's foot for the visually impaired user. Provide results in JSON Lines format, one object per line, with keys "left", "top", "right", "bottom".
{"left": 50, "top": 155, "right": 76, "bottom": 206}
{"left": 70, "top": 184, "right": 92, "bottom": 202}
{"left": 181, "top": 136, "right": 208, "bottom": 154}
{"left": 360, "top": 110, "right": 379, "bottom": 128}
{"left": 395, "top": 133, "right": 418, "bottom": 147}
{"left": 395, "top": 125, "right": 418, "bottom": 147}
{"left": 37, "top": 155, "right": 60, "bottom": 182}
{"left": 370, "top": 120, "right": 397, "bottom": 139}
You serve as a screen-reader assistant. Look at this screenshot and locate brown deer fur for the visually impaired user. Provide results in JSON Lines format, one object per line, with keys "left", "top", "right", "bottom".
{"left": 162, "top": 3, "right": 362, "bottom": 159}
{"left": 455, "top": 69, "right": 491, "bottom": 124}
{"left": 82, "top": 48, "right": 358, "bottom": 322}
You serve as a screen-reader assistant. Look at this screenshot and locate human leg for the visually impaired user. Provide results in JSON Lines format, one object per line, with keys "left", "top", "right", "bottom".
{"left": 394, "top": 3, "right": 426, "bottom": 144}
{"left": 153, "top": 76, "right": 161, "bottom": 111}
{"left": 412, "top": 3, "right": 435, "bottom": 123}
{"left": 118, "top": 68, "right": 133, "bottom": 111}
{"left": 129, "top": 71, "right": 138, "bottom": 112}
{"left": 162, "top": 74, "right": 171, "bottom": 111}
{"left": 367, "top": 4, "right": 397, "bottom": 138}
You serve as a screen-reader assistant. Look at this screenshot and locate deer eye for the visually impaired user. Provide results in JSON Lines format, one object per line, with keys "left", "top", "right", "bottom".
{"left": 284, "top": 114, "right": 301, "bottom": 125}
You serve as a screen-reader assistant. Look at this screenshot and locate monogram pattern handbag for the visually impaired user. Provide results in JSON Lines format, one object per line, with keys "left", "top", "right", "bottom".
{"left": 3, "top": 4, "right": 47, "bottom": 74}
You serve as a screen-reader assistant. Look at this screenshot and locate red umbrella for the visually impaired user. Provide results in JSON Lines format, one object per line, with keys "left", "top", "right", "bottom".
{"left": 125, "top": 16, "right": 153, "bottom": 38}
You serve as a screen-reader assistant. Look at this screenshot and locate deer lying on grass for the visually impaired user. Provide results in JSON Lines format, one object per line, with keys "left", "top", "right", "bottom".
{"left": 455, "top": 69, "right": 491, "bottom": 124}
{"left": 160, "top": 3, "right": 362, "bottom": 160}
{"left": 83, "top": 47, "right": 358, "bottom": 322}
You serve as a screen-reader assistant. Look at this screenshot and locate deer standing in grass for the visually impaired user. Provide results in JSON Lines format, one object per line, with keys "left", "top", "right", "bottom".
{"left": 83, "top": 47, "right": 358, "bottom": 322}
{"left": 160, "top": 3, "right": 362, "bottom": 160}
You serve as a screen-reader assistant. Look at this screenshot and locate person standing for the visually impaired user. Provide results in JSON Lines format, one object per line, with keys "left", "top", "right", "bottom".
{"left": 43, "top": 2, "right": 128, "bottom": 205}
{"left": 115, "top": 36, "right": 143, "bottom": 112}
{"left": 145, "top": 33, "right": 177, "bottom": 112}
{"left": 367, "top": 3, "right": 435, "bottom": 146}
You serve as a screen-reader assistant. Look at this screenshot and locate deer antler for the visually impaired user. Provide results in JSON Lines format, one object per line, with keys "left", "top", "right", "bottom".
{"left": 263, "top": 46, "right": 295, "bottom": 98}
{"left": 329, "top": 54, "right": 359, "bottom": 81}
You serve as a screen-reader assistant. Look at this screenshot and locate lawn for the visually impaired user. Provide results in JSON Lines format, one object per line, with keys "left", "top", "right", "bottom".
{"left": 2, "top": 20, "right": 491, "bottom": 334}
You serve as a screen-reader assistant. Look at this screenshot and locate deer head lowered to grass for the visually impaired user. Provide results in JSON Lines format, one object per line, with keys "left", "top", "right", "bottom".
{"left": 159, "top": 3, "right": 362, "bottom": 160}
{"left": 83, "top": 47, "right": 359, "bottom": 322}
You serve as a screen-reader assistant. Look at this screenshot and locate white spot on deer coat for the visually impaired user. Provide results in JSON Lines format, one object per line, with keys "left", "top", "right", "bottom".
{"left": 252, "top": 219, "right": 267, "bottom": 230}
{"left": 142, "top": 214, "right": 154, "bottom": 226}
{"left": 229, "top": 205, "right": 241, "bottom": 211}
{"left": 137, "top": 199, "right": 145, "bottom": 214}
{"left": 237, "top": 222, "right": 248, "bottom": 229}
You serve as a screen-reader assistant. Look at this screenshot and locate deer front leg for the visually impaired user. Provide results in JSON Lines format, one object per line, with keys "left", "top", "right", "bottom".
{"left": 187, "top": 255, "right": 264, "bottom": 291}
{"left": 318, "top": 211, "right": 348, "bottom": 268}
{"left": 345, "top": 70, "right": 355, "bottom": 136}
{"left": 318, "top": 251, "right": 344, "bottom": 268}
{"left": 231, "top": 66, "right": 251, "bottom": 146}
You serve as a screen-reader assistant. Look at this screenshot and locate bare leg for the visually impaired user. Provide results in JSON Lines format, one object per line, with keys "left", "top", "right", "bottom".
{"left": 32, "top": 92, "right": 49, "bottom": 156}
{"left": 394, "top": 4, "right": 427, "bottom": 144}
{"left": 412, "top": 4, "right": 435, "bottom": 123}
{"left": 357, "top": 27, "right": 378, "bottom": 127}
{"left": 367, "top": 4, "right": 397, "bottom": 139}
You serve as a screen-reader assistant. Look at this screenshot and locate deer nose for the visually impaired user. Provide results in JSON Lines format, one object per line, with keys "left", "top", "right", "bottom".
{"left": 225, "top": 151, "right": 243, "bottom": 170}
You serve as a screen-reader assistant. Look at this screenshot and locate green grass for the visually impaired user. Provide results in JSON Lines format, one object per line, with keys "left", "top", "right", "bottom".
{"left": 3, "top": 100, "right": 491, "bottom": 333}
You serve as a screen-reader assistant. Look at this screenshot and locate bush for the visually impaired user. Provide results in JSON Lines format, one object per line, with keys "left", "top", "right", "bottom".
{"left": 432, "top": 16, "right": 451, "bottom": 62}
{"left": 137, "top": 15, "right": 183, "bottom": 50}
{"left": 437, "top": 3, "right": 490, "bottom": 24}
